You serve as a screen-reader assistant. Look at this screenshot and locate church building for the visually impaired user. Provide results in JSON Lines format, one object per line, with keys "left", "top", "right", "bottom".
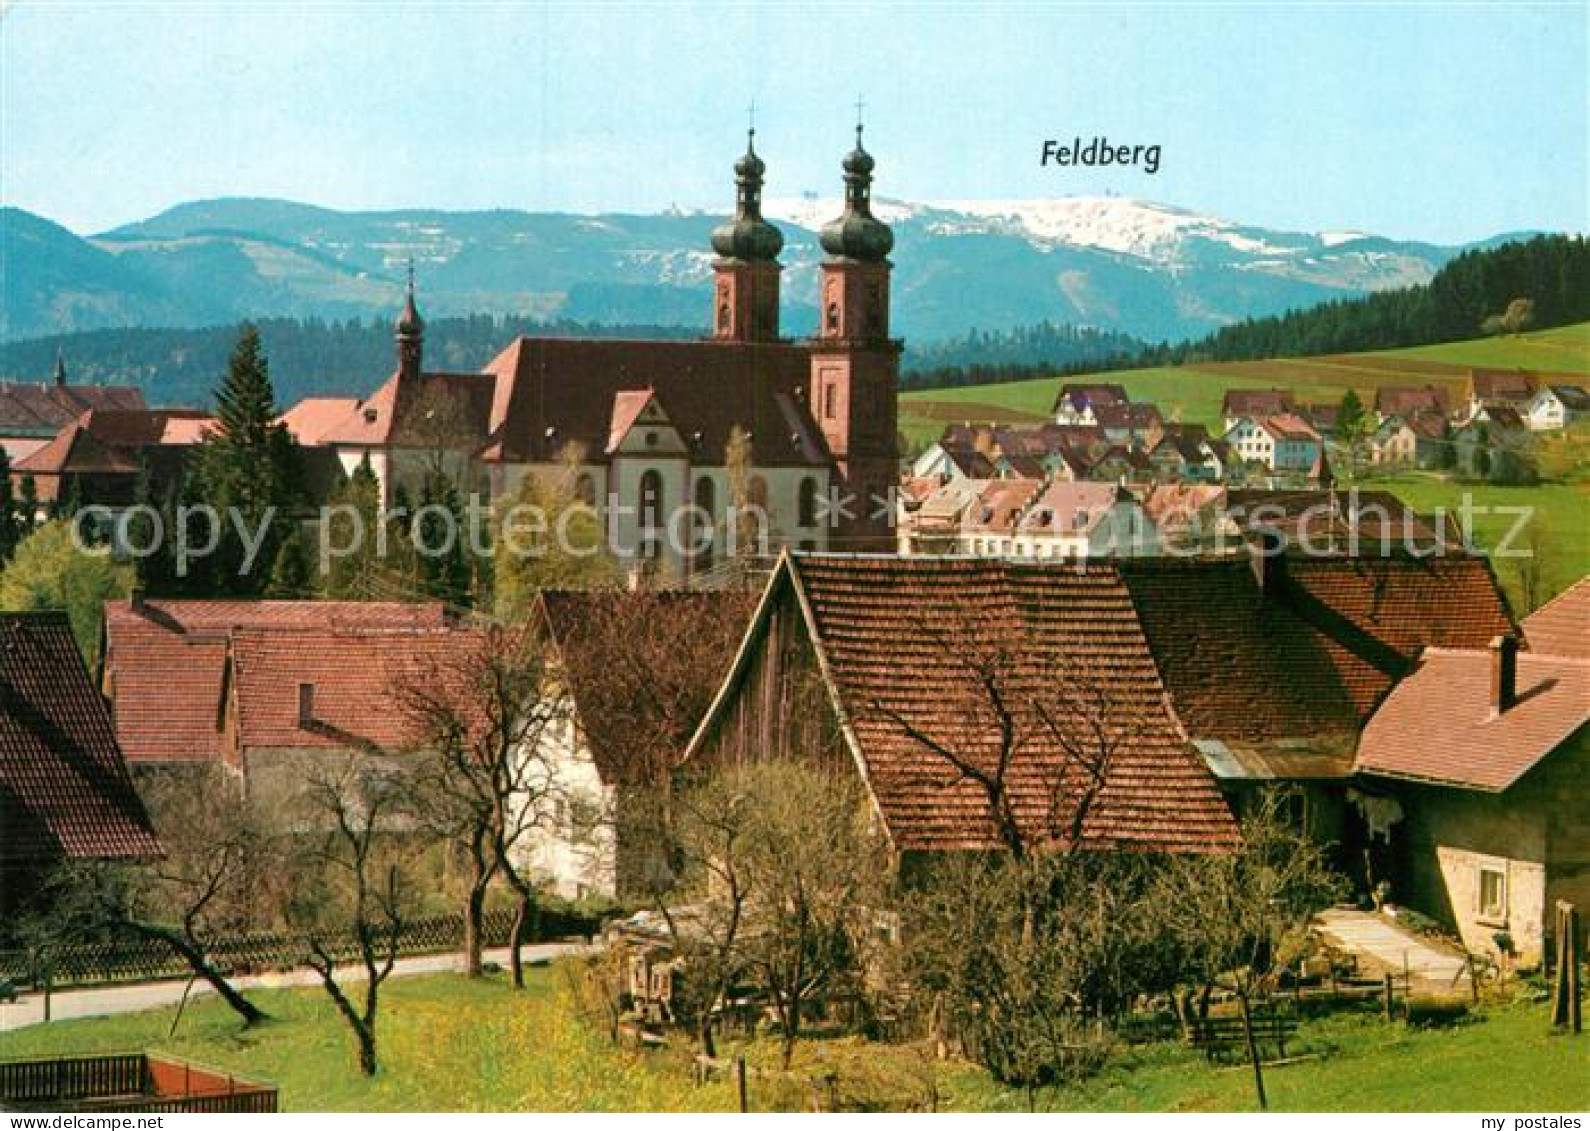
{"left": 308, "top": 128, "right": 902, "bottom": 574}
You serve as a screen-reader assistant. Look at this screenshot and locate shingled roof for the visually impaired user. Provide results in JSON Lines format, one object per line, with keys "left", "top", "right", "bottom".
{"left": 0, "top": 381, "right": 146, "bottom": 436}
{"left": 1117, "top": 551, "right": 1516, "bottom": 751}
{"left": 102, "top": 599, "right": 451, "bottom": 764}
{"left": 1523, "top": 577, "right": 1590, "bottom": 658}
{"left": 1, "top": 612, "right": 160, "bottom": 866}
{"left": 1355, "top": 648, "right": 1589, "bottom": 792}
{"left": 692, "top": 554, "right": 1240, "bottom": 855}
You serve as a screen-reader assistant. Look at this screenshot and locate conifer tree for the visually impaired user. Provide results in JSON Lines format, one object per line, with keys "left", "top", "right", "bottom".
{"left": 324, "top": 456, "right": 384, "bottom": 599}
{"left": 192, "top": 324, "right": 302, "bottom": 594}
{"left": 0, "top": 448, "right": 21, "bottom": 568}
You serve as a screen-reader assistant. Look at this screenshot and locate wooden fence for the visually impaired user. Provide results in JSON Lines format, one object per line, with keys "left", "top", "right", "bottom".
{"left": 0, "top": 1053, "right": 278, "bottom": 1113}
{"left": 0, "top": 906, "right": 598, "bottom": 992}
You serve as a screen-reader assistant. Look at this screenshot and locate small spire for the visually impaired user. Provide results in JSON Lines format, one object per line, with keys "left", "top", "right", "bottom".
{"left": 54, "top": 347, "right": 67, "bottom": 387}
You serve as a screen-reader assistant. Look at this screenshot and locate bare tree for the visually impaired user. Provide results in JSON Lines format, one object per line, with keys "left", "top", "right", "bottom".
{"left": 664, "top": 762, "right": 892, "bottom": 1069}
{"left": 288, "top": 757, "right": 418, "bottom": 1076}
{"left": 1156, "top": 787, "right": 1346, "bottom": 1109}
{"left": 24, "top": 772, "right": 276, "bottom": 1027}
{"left": 396, "top": 623, "right": 564, "bottom": 988}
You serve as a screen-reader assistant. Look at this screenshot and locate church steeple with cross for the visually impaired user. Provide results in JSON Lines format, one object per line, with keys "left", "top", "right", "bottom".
{"left": 709, "top": 108, "right": 785, "bottom": 343}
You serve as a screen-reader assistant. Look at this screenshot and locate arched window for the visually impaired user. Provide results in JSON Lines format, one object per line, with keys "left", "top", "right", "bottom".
{"left": 694, "top": 476, "right": 715, "bottom": 521}
{"left": 826, "top": 302, "right": 840, "bottom": 333}
{"left": 798, "top": 477, "right": 820, "bottom": 527}
{"left": 639, "top": 469, "right": 663, "bottom": 533}
{"left": 718, "top": 303, "right": 731, "bottom": 334}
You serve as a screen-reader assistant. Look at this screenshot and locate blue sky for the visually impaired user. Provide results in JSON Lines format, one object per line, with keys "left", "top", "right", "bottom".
{"left": 2, "top": 1, "right": 1585, "bottom": 242}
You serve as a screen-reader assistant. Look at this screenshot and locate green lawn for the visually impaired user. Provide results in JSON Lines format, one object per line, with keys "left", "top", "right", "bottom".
{"left": 2, "top": 969, "right": 1585, "bottom": 1112}
{"left": 901, "top": 321, "right": 1590, "bottom": 447}
{"left": 1354, "top": 472, "right": 1590, "bottom": 611}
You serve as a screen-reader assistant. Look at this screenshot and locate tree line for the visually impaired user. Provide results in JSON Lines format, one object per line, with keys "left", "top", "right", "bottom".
{"left": 1133, "top": 234, "right": 1590, "bottom": 367}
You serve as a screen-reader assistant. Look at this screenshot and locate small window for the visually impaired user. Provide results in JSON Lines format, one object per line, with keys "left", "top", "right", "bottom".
{"left": 718, "top": 302, "right": 731, "bottom": 333}
{"left": 826, "top": 302, "right": 840, "bottom": 333}
{"left": 824, "top": 383, "right": 837, "bottom": 420}
{"left": 1478, "top": 865, "right": 1507, "bottom": 920}
{"left": 798, "top": 477, "right": 820, "bottom": 527}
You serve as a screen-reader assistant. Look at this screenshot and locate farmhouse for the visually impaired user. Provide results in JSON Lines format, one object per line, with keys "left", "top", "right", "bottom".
{"left": 1221, "top": 388, "right": 1295, "bottom": 433}
{"left": 523, "top": 588, "right": 756, "bottom": 900}
{"left": 1222, "top": 413, "right": 1323, "bottom": 475}
{"left": 685, "top": 553, "right": 1243, "bottom": 864}
{"left": 1354, "top": 613, "right": 1589, "bottom": 963}
{"left": 100, "top": 598, "right": 456, "bottom": 787}
{"left": 1524, "top": 383, "right": 1590, "bottom": 431}
{"left": 0, "top": 612, "right": 161, "bottom": 928}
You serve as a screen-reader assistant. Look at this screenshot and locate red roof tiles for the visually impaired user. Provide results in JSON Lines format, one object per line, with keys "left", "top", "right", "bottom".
{"left": 1, "top": 612, "right": 160, "bottom": 865}
{"left": 1356, "top": 648, "right": 1589, "bottom": 791}
{"left": 1523, "top": 577, "right": 1590, "bottom": 658}
{"left": 737, "top": 555, "right": 1241, "bottom": 854}
{"left": 103, "top": 600, "right": 451, "bottom": 764}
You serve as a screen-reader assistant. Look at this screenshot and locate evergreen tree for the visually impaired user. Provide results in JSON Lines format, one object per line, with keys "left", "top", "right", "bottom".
{"left": 323, "top": 456, "right": 384, "bottom": 599}
{"left": 0, "top": 448, "right": 21, "bottom": 568}
{"left": 191, "top": 324, "right": 303, "bottom": 595}
{"left": 268, "top": 524, "right": 315, "bottom": 597}
{"left": 1336, "top": 389, "right": 1367, "bottom": 441}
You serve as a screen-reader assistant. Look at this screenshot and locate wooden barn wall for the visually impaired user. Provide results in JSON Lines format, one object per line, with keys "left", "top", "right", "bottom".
{"left": 694, "top": 587, "right": 848, "bottom": 775}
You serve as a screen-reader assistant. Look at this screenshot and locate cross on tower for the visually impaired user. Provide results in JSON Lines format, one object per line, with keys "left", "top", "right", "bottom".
{"left": 854, "top": 95, "right": 866, "bottom": 132}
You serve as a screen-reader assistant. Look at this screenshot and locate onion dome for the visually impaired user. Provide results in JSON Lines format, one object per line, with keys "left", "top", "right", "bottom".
{"left": 819, "top": 124, "right": 893, "bottom": 262}
{"left": 711, "top": 130, "right": 784, "bottom": 262}
{"left": 396, "top": 262, "right": 424, "bottom": 337}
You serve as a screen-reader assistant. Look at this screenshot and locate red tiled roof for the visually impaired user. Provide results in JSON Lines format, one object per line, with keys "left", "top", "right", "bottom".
{"left": 1117, "top": 553, "right": 1517, "bottom": 743}
{"left": 0, "top": 382, "right": 146, "bottom": 435}
{"left": 1355, "top": 649, "right": 1589, "bottom": 791}
{"left": 281, "top": 397, "right": 364, "bottom": 445}
{"left": 965, "top": 479, "right": 1043, "bottom": 534}
{"left": 772, "top": 555, "right": 1240, "bottom": 854}
{"left": 483, "top": 337, "right": 832, "bottom": 469}
{"left": 1257, "top": 413, "right": 1322, "bottom": 443}
{"left": 1093, "top": 401, "right": 1163, "bottom": 431}
{"left": 1469, "top": 369, "right": 1539, "bottom": 402}
{"left": 103, "top": 600, "right": 450, "bottom": 763}
{"left": 12, "top": 409, "right": 215, "bottom": 477}
{"left": 1, "top": 612, "right": 160, "bottom": 865}
{"left": 1222, "top": 389, "right": 1295, "bottom": 418}
{"left": 1054, "top": 383, "right": 1129, "bottom": 413}
{"left": 229, "top": 625, "right": 479, "bottom": 752}
{"left": 1017, "top": 481, "right": 1128, "bottom": 536}
{"left": 1523, "top": 577, "right": 1590, "bottom": 658}
{"left": 1375, "top": 385, "right": 1450, "bottom": 417}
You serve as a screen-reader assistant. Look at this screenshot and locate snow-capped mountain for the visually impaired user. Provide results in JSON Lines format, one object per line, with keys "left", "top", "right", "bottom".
{"left": 2, "top": 195, "right": 1486, "bottom": 344}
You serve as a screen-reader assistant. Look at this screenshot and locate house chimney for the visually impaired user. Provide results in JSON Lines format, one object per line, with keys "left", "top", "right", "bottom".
{"left": 1490, "top": 634, "right": 1519, "bottom": 714}
{"left": 1249, "top": 528, "right": 1286, "bottom": 594}
{"left": 297, "top": 681, "right": 316, "bottom": 727}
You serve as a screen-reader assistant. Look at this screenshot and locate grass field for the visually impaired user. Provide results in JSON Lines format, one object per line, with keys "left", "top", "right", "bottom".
{"left": 900, "top": 321, "right": 1590, "bottom": 447}
{"left": 2, "top": 969, "right": 1585, "bottom": 1112}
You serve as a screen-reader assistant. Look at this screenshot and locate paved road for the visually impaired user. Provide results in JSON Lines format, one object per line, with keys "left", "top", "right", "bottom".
{"left": 1315, "top": 907, "right": 1471, "bottom": 990}
{"left": 0, "top": 943, "right": 590, "bottom": 1032}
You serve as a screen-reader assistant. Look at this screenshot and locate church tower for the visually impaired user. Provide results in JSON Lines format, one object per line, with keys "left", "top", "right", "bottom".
{"left": 396, "top": 263, "right": 424, "bottom": 381}
{"left": 709, "top": 131, "right": 784, "bottom": 342}
{"left": 810, "top": 124, "right": 900, "bottom": 547}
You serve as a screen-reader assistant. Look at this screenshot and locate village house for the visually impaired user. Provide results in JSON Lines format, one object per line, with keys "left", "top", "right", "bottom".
{"left": 1523, "top": 383, "right": 1590, "bottom": 431}
{"left": 1452, "top": 406, "right": 1534, "bottom": 480}
{"left": 684, "top": 553, "right": 1242, "bottom": 865}
{"left": 1221, "top": 413, "right": 1323, "bottom": 475}
{"left": 1051, "top": 382, "right": 1129, "bottom": 426}
{"left": 955, "top": 478, "right": 1044, "bottom": 556}
{"left": 1374, "top": 385, "right": 1452, "bottom": 424}
{"left": 1113, "top": 547, "right": 1514, "bottom": 863}
{"left": 1461, "top": 368, "right": 1539, "bottom": 422}
{"left": 100, "top": 598, "right": 458, "bottom": 793}
{"left": 1008, "top": 481, "right": 1158, "bottom": 559}
{"left": 1145, "top": 424, "right": 1229, "bottom": 482}
{"left": 896, "top": 477, "right": 984, "bottom": 555}
{"left": 0, "top": 356, "right": 146, "bottom": 467}
{"left": 1366, "top": 416, "right": 1418, "bottom": 467}
{"left": 10, "top": 407, "right": 214, "bottom": 510}
{"left": 1221, "top": 388, "right": 1296, "bottom": 433}
{"left": 1353, "top": 579, "right": 1590, "bottom": 962}
{"left": 1092, "top": 400, "right": 1164, "bottom": 445}
{"left": 1, "top": 612, "right": 161, "bottom": 929}
{"left": 292, "top": 130, "right": 903, "bottom": 575}
{"left": 523, "top": 589, "right": 755, "bottom": 900}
